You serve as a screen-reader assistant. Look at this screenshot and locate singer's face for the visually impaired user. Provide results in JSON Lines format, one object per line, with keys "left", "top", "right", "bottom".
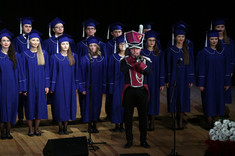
{"left": 86, "top": 26, "right": 96, "bottom": 37}
{"left": 118, "top": 42, "right": 126, "bottom": 51}
{"left": 215, "top": 24, "right": 225, "bottom": 34}
{"left": 130, "top": 48, "right": 141, "bottom": 58}
{"left": 30, "top": 38, "right": 40, "bottom": 48}
{"left": 89, "top": 43, "right": 98, "bottom": 53}
{"left": 53, "top": 23, "right": 64, "bottom": 35}
{"left": 175, "top": 35, "right": 185, "bottom": 44}
{"left": 60, "top": 41, "right": 70, "bottom": 51}
{"left": 147, "top": 37, "right": 156, "bottom": 48}
{"left": 22, "top": 24, "right": 32, "bottom": 34}
{"left": 209, "top": 37, "right": 218, "bottom": 46}
{"left": 0, "top": 37, "right": 11, "bottom": 49}
{"left": 111, "top": 30, "right": 122, "bottom": 38}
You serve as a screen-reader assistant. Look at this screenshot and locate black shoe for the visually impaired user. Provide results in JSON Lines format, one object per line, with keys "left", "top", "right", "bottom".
{"left": 16, "top": 119, "right": 23, "bottom": 126}
{"left": 63, "top": 128, "right": 69, "bottom": 135}
{"left": 92, "top": 128, "right": 99, "bottom": 133}
{"left": 6, "top": 132, "right": 13, "bottom": 139}
{"left": 34, "top": 130, "right": 41, "bottom": 136}
{"left": 28, "top": 132, "right": 34, "bottom": 137}
{"left": 140, "top": 141, "right": 150, "bottom": 148}
{"left": 124, "top": 140, "right": 133, "bottom": 148}
{"left": 58, "top": 129, "right": 64, "bottom": 135}
{"left": 1, "top": 133, "right": 6, "bottom": 140}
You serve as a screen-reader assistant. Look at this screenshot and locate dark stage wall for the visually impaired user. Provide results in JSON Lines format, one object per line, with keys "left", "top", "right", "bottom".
{"left": 1, "top": 1, "right": 235, "bottom": 53}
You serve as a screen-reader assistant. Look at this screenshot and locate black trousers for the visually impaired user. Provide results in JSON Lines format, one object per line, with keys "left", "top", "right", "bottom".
{"left": 123, "top": 86, "right": 148, "bottom": 142}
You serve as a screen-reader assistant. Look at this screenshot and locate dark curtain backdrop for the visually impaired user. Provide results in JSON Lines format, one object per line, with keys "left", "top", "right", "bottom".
{"left": 1, "top": 1, "right": 235, "bottom": 53}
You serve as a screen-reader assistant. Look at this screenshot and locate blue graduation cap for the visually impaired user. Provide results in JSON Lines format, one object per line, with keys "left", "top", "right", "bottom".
{"left": 86, "top": 36, "right": 100, "bottom": 45}
{"left": 143, "top": 22, "right": 155, "bottom": 29}
{"left": 145, "top": 30, "right": 160, "bottom": 40}
{"left": 26, "top": 29, "right": 43, "bottom": 49}
{"left": 213, "top": 18, "right": 225, "bottom": 27}
{"left": 204, "top": 30, "right": 220, "bottom": 47}
{"left": 18, "top": 17, "right": 34, "bottom": 34}
{"left": 0, "top": 29, "right": 14, "bottom": 39}
{"left": 207, "top": 30, "right": 220, "bottom": 38}
{"left": 116, "top": 35, "right": 126, "bottom": 45}
{"left": 28, "top": 29, "right": 43, "bottom": 40}
{"left": 58, "top": 34, "right": 71, "bottom": 44}
{"left": 107, "top": 22, "right": 125, "bottom": 39}
{"left": 48, "top": 17, "right": 65, "bottom": 37}
{"left": 82, "top": 18, "right": 99, "bottom": 37}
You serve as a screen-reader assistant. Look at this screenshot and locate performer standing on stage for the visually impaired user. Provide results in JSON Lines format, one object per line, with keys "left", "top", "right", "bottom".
{"left": 166, "top": 27, "right": 194, "bottom": 130}
{"left": 78, "top": 36, "right": 107, "bottom": 133}
{"left": 76, "top": 18, "right": 106, "bottom": 60}
{"left": 12, "top": 17, "right": 34, "bottom": 126}
{"left": 21, "top": 31, "right": 50, "bottom": 136}
{"left": 213, "top": 18, "right": 234, "bottom": 104}
{"left": 120, "top": 30, "right": 152, "bottom": 148}
{"left": 141, "top": 30, "right": 165, "bottom": 131}
{"left": 196, "top": 30, "right": 230, "bottom": 129}
{"left": 0, "top": 29, "right": 25, "bottom": 139}
{"left": 105, "top": 22, "right": 124, "bottom": 121}
{"left": 50, "top": 35, "right": 79, "bottom": 135}
{"left": 107, "top": 35, "right": 126, "bottom": 132}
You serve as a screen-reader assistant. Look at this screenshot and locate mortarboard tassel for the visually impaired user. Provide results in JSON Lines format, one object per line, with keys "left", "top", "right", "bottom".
{"left": 205, "top": 33, "right": 208, "bottom": 47}
{"left": 82, "top": 25, "right": 85, "bottom": 38}
{"left": 172, "top": 32, "right": 174, "bottom": 46}
{"left": 107, "top": 26, "right": 110, "bottom": 40}
{"left": 49, "top": 25, "right": 52, "bottom": 38}
{"left": 20, "top": 19, "right": 22, "bottom": 35}
{"left": 27, "top": 36, "right": 29, "bottom": 49}
{"left": 114, "top": 39, "right": 116, "bottom": 53}
{"left": 57, "top": 39, "right": 59, "bottom": 53}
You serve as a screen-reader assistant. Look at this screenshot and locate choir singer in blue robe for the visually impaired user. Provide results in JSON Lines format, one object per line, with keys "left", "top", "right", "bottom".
{"left": 0, "top": 29, "right": 26, "bottom": 139}
{"left": 21, "top": 31, "right": 50, "bottom": 137}
{"left": 166, "top": 27, "right": 194, "bottom": 130}
{"left": 78, "top": 36, "right": 107, "bottom": 133}
{"left": 141, "top": 30, "right": 165, "bottom": 131}
{"left": 196, "top": 30, "right": 230, "bottom": 129}
{"left": 50, "top": 35, "right": 79, "bottom": 135}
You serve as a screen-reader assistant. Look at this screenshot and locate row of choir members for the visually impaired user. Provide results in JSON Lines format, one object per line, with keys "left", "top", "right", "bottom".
{"left": 0, "top": 17, "right": 234, "bottom": 139}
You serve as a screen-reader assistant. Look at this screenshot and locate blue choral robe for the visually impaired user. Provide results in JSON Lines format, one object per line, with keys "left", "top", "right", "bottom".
{"left": 166, "top": 45, "right": 194, "bottom": 113}
{"left": 141, "top": 49, "right": 165, "bottom": 115}
{"left": 21, "top": 49, "right": 50, "bottom": 120}
{"left": 50, "top": 53, "right": 79, "bottom": 122}
{"left": 107, "top": 53, "right": 125, "bottom": 123}
{"left": 196, "top": 47, "right": 230, "bottom": 117}
{"left": 79, "top": 54, "right": 106, "bottom": 123}
{"left": 12, "top": 35, "right": 27, "bottom": 53}
{"left": 220, "top": 38, "right": 235, "bottom": 104}
{"left": 0, "top": 52, "right": 25, "bottom": 124}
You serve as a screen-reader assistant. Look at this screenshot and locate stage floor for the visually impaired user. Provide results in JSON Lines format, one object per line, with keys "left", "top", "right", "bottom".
{"left": 1, "top": 86, "right": 234, "bottom": 156}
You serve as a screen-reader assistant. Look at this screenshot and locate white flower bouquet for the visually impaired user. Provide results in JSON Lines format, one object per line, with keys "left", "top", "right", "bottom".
{"left": 205, "top": 119, "right": 235, "bottom": 156}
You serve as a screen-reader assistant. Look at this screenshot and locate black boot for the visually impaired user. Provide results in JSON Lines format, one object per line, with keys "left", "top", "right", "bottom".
{"left": 124, "top": 140, "right": 133, "bottom": 148}
{"left": 92, "top": 122, "right": 99, "bottom": 133}
{"left": 1, "top": 129, "right": 6, "bottom": 140}
{"left": 119, "top": 123, "right": 125, "bottom": 132}
{"left": 112, "top": 124, "right": 120, "bottom": 132}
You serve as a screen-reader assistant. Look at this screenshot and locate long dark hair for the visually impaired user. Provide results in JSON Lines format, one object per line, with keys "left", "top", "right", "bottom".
{"left": 1, "top": 37, "right": 17, "bottom": 69}
{"left": 215, "top": 38, "right": 222, "bottom": 52}
{"left": 182, "top": 39, "right": 189, "bottom": 65}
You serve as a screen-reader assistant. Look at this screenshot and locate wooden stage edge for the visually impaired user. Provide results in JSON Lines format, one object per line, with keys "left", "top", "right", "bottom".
{"left": 0, "top": 86, "right": 234, "bottom": 156}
